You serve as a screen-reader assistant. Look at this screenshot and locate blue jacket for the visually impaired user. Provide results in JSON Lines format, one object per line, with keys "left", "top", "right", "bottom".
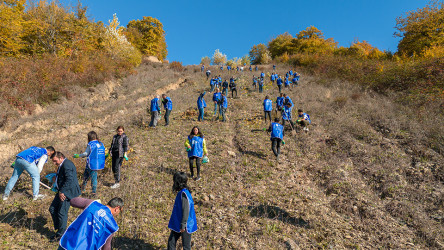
{"left": 168, "top": 189, "right": 198, "bottom": 233}
{"left": 276, "top": 77, "right": 283, "bottom": 85}
{"left": 210, "top": 79, "right": 215, "bottom": 86}
{"left": 261, "top": 72, "right": 265, "bottom": 78}
{"left": 282, "top": 106, "right": 292, "bottom": 120}
{"left": 263, "top": 99, "right": 273, "bottom": 111}
{"left": 284, "top": 78, "right": 290, "bottom": 86}
{"left": 150, "top": 98, "right": 160, "bottom": 112}
{"left": 270, "top": 122, "right": 284, "bottom": 140}
{"left": 284, "top": 96, "right": 293, "bottom": 107}
{"left": 17, "top": 146, "right": 47, "bottom": 165}
{"left": 270, "top": 74, "right": 276, "bottom": 81}
{"left": 197, "top": 93, "right": 207, "bottom": 109}
{"left": 60, "top": 201, "right": 119, "bottom": 250}
{"left": 188, "top": 135, "right": 204, "bottom": 158}
{"left": 163, "top": 97, "right": 173, "bottom": 110}
{"left": 221, "top": 96, "right": 227, "bottom": 108}
{"left": 276, "top": 97, "right": 284, "bottom": 107}
{"left": 86, "top": 140, "right": 105, "bottom": 170}
{"left": 213, "top": 92, "right": 221, "bottom": 102}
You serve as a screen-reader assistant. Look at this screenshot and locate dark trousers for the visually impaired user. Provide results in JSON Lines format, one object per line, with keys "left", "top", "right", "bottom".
{"left": 259, "top": 85, "right": 263, "bottom": 93}
{"left": 167, "top": 230, "right": 191, "bottom": 250}
{"left": 271, "top": 138, "right": 282, "bottom": 157}
{"left": 264, "top": 111, "right": 271, "bottom": 122}
{"left": 189, "top": 157, "right": 201, "bottom": 178}
{"left": 231, "top": 89, "right": 237, "bottom": 98}
{"left": 164, "top": 109, "right": 171, "bottom": 125}
{"left": 111, "top": 153, "right": 123, "bottom": 183}
{"left": 210, "top": 84, "right": 215, "bottom": 92}
{"left": 278, "top": 84, "right": 282, "bottom": 93}
{"left": 282, "top": 119, "right": 295, "bottom": 129}
{"left": 49, "top": 194, "right": 71, "bottom": 236}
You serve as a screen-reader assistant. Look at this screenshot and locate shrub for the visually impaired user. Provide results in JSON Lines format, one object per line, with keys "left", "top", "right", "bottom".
{"left": 169, "top": 61, "right": 184, "bottom": 72}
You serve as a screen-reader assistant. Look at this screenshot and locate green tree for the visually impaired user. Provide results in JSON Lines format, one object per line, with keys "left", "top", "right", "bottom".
{"left": 395, "top": 1, "right": 444, "bottom": 57}
{"left": 125, "top": 16, "right": 167, "bottom": 60}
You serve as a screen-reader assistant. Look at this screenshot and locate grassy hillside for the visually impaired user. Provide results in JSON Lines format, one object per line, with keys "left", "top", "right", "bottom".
{"left": 0, "top": 62, "right": 443, "bottom": 249}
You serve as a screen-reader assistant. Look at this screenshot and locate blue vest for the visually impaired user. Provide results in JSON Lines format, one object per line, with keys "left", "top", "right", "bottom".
{"left": 299, "top": 113, "right": 311, "bottom": 123}
{"left": 271, "top": 75, "right": 275, "bottom": 81}
{"left": 168, "top": 189, "right": 198, "bottom": 234}
{"left": 270, "top": 122, "right": 284, "bottom": 140}
{"left": 221, "top": 96, "right": 228, "bottom": 108}
{"left": 276, "top": 97, "right": 284, "bottom": 107}
{"left": 87, "top": 141, "right": 105, "bottom": 170}
{"left": 197, "top": 95, "right": 206, "bottom": 109}
{"left": 263, "top": 99, "right": 272, "bottom": 111}
{"left": 284, "top": 79, "right": 290, "bottom": 86}
{"left": 210, "top": 79, "right": 215, "bottom": 86}
{"left": 261, "top": 73, "right": 265, "bottom": 78}
{"left": 277, "top": 78, "right": 283, "bottom": 85}
{"left": 283, "top": 106, "right": 292, "bottom": 120}
{"left": 284, "top": 97, "right": 293, "bottom": 107}
{"left": 213, "top": 92, "right": 221, "bottom": 102}
{"left": 188, "top": 136, "right": 203, "bottom": 158}
{"left": 150, "top": 98, "right": 160, "bottom": 112}
{"left": 164, "top": 97, "right": 173, "bottom": 110}
{"left": 60, "top": 201, "right": 119, "bottom": 250}
{"left": 289, "top": 70, "right": 293, "bottom": 75}
{"left": 16, "top": 146, "right": 47, "bottom": 165}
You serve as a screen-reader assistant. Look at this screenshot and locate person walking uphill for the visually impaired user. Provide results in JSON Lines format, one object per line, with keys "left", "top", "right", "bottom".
{"left": 162, "top": 94, "right": 173, "bottom": 126}
{"left": 149, "top": 96, "right": 161, "bottom": 127}
{"left": 267, "top": 118, "right": 284, "bottom": 161}
{"left": 263, "top": 96, "right": 273, "bottom": 123}
{"left": 197, "top": 91, "right": 207, "bottom": 122}
{"left": 167, "top": 172, "right": 198, "bottom": 250}
{"left": 49, "top": 152, "right": 81, "bottom": 242}
{"left": 219, "top": 93, "right": 228, "bottom": 122}
{"left": 184, "top": 126, "right": 208, "bottom": 181}
{"left": 213, "top": 89, "right": 222, "bottom": 117}
{"left": 3, "top": 146, "right": 55, "bottom": 201}
{"left": 229, "top": 77, "right": 237, "bottom": 98}
{"left": 109, "top": 126, "right": 129, "bottom": 189}
{"left": 74, "top": 131, "right": 105, "bottom": 196}
{"left": 58, "top": 197, "right": 123, "bottom": 250}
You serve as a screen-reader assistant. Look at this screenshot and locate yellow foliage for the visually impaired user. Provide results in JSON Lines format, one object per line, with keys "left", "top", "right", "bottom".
{"left": 422, "top": 45, "right": 444, "bottom": 58}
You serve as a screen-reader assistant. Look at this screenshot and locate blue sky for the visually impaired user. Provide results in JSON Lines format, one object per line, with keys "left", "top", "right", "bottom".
{"left": 75, "top": 0, "right": 430, "bottom": 65}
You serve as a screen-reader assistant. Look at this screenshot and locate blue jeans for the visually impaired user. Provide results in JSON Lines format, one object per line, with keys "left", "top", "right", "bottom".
{"left": 210, "top": 84, "right": 215, "bottom": 92}
{"left": 4, "top": 157, "right": 40, "bottom": 197}
{"left": 198, "top": 108, "right": 205, "bottom": 121}
{"left": 214, "top": 103, "right": 219, "bottom": 116}
{"left": 259, "top": 85, "right": 263, "bottom": 93}
{"left": 82, "top": 168, "right": 98, "bottom": 193}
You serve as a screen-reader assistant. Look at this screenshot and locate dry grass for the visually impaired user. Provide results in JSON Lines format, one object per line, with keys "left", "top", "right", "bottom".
{"left": 0, "top": 63, "right": 443, "bottom": 249}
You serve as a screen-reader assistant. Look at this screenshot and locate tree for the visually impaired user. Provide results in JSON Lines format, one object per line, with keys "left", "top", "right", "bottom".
{"left": 0, "top": 0, "right": 26, "bottom": 56}
{"left": 268, "top": 32, "right": 294, "bottom": 58}
{"left": 240, "top": 55, "right": 250, "bottom": 65}
{"left": 125, "top": 16, "right": 167, "bottom": 60}
{"left": 296, "top": 26, "right": 324, "bottom": 40}
{"left": 212, "top": 49, "right": 227, "bottom": 65}
{"left": 249, "top": 43, "right": 271, "bottom": 64}
{"left": 200, "top": 56, "right": 211, "bottom": 65}
{"left": 395, "top": 1, "right": 444, "bottom": 57}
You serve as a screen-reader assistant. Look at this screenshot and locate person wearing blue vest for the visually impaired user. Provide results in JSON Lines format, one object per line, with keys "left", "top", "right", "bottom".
{"left": 108, "top": 126, "right": 129, "bottom": 189}
{"left": 213, "top": 89, "right": 222, "bottom": 117}
{"left": 258, "top": 77, "right": 264, "bottom": 93}
{"left": 219, "top": 93, "right": 228, "bottom": 122}
{"left": 3, "top": 146, "right": 55, "bottom": 201}
{"left": 58, "top": 197, "right": 123, "bottom": 250}
{"left": 273, "top": 64, "right": 276, "bottom": 70}
{"left": 184, "top": 126, "right": 208, "bottom": 180}
{"left": 284, "top": 77, "right": 291, "bottom": 89}
{"left": 289, "top": 70, "right": 293, "bottom": 76}
{"left": 283, "top": 93, "right": 293, "bottom": 107}
{"left": 270, "top": 73, "right": 276, "bottom": 83}
{"left": 49, "top": 152, "right": 81, "bottom": 241}
{"left": 252, "top": 76, "right": 258, "bottom": 90}
{"left": 297, "top": 109, "right": 311, "bottom": 132}
{"left": 209, "top": 77, "right": 216, "bottom": 92}
{"left": 74, "top": 131, "right": 105, "bottom": 197}
{"left": 197, "top": 91, "right": 207, "bottom": 122}
{"left": 249, "top": 65, "right": 252, "bottom": 71}
{"left": 276, "top": 93, "right": 285, "bottom": 114}
{"left": 260, "top": 72, "right": 265, "bottom": 78}
{"left": 267, "top": 118, "right": 284, "bottom": 160}
{"left": 168, "top": 171, "right": 198, "bottom": 250}
{"left": 255, "top": 65, "right": 258, "bottom": 71}
{"left": 263, "top": 95, "right": 273, "bottom": 123}
{"left": 162, "top": 94, "right": 173, "bottom": 126}
{"left": 282, "top": 103, "right": 295, "bottom": 130}
{"left": 276, "top": 76, "right": 283, "bottom": 93}
{"left": 292, "top": 75, "right": 298, "bottom": 86}
{"left": 149, "top": 95, "right": 161, "bottom": 128}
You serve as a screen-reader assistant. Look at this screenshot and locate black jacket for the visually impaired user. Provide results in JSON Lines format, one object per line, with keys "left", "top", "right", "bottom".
{"left": 56, "top": 159, "right": 81, "bottom": 200}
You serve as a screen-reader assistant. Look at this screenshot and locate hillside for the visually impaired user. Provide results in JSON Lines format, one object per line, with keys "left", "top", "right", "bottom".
{"left": 0, "top": 62, "right": 443, "bottom": 249}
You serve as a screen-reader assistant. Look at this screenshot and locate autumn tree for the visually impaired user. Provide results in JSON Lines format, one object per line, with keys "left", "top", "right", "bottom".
{"left": 0, "top": 0, "right": 26, "bottom": 55}
{"left": 395, "top": 1, "right": 444, "bottom": 57}
{"left": 212, "top": 49, "right": 227, "bottom": 65}
{"left": 240, "top": 55, "right": 250, "bottom": 65}
{"left": 125, "top": 16, "right": 167, "bottom": 60}
{"left": 268, "top": 32, "right": 294, "bottom": 58}
{"left": 200, "top": 56, "right": 211, "bottom": 65}
{"left": 249, "top": 43, "right": 271, "bottom": 64}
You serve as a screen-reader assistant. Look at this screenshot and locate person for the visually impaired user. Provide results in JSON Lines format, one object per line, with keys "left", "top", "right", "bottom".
{"left": 276, "top": 76, "right": 283, "bottom": 93}
{"left": 162, "top": 94, "right": 173, "bottom": 126}
{"left": 263, "top": 96, "right": 273, "bottom": 123}
{"left": 205, "top": 69, "right": 211, "bottom": 80}
{"left": 167, "top": 172, "right": 198, "bottom": 250}
{"left": 267, "top": 118, "right": 284, "bottom": 160}
{"left": 292, "top": 74, "right": 299, "bottom": 87}
{"left": 184, "top": 126, "right": 208, "bottom": 180}
{"left": 276, "top": 93, "right": 285, "bottom": 114}
{"left": 249, "top": 65, "right": 252, "bottom": 71}
{"left": 201, "top": 65, "right": 204, "bottom": 72}
{"left": 222, "top": 79, "right": 229, "bottom": 97}
{"left": 74, "top": 131, "right": 105, "bottom": 196}
{"left": 283, "top": 93, "right": 293, "bottom": 107}
{"left": 149, "top": 96, "right": 161, "bottom": 127}
{"left": 229, "top": 78, "right": 237, "bottom": 98}
{"left": 108, "top": 126, "right": 129, "bottom": 189}
{"left": 49, "top": 152, "right": 81, "bottom": 241}
{"left": 219, "top": 93, "right": 228, "bottom": 122}
{"left": 282, "top": 103, "right": 295, "bottom": 130}
{"left": 209, "top": 77, "right": 216, "bottom": 92}
{"left": 197, "top": 91, "right": 207, "bottom": 122}
{"left": 220, "top": 65, "right": 223, "bottom": 71}
{"left": 255, "top": 65, "right": 258, "bottom": 71}
{"left": 284, "top": 77, "right": 291, "bottom": 89}
{"left": 58, "top": 197, "right": 123, "bottom": 250}
{"left": 3, "top": 146, "right": 55, "bottom": 201}
{"left": 227, "top": 65, "right": 231, "bottom": 71}
{"left": 258, "top": 77, "right": 264, "bottom": 93}
{"left": 212, "top": 89, "right": 221, "bottom": 117}
{"left": 297, "top": 109, "right": 311, "bottom": 131}
{"left": 252, "top": 76, "right": 257, "bottom": 90}
{"left": 260, "top": 72, "right": 265, "bottom": 78}
{"left": 270, "top": 73, "right": 276, "bottom": 83}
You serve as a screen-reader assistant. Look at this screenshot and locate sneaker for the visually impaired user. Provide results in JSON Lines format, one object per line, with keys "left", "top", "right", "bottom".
{"left": 303, "top": 127, "right": 309, "bottom": 132}
{"left": 195, "top": 176, "right": 201, "bottom": 181}
{"left": 33, "top": 194, "right": 46, "bottom": 201}
{"left": 2, "top": 195, "right": 8, "bottom": 201}
{"left": 110, "top": 183, "right": 120, "bottom": 189}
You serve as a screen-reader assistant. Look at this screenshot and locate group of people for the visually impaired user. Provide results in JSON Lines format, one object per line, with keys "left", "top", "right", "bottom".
{"left": 149, "top": 93, "right": 173, "bottom": 128}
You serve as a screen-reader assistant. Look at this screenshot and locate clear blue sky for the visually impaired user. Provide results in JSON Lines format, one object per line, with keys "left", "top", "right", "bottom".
{"left": 74, "top": 0, "right": 429, "bottom": 65}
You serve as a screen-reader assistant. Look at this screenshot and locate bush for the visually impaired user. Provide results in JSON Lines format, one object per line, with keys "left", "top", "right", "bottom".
{"left": 169, "top": 61, "right": 184, "bottom": 72}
